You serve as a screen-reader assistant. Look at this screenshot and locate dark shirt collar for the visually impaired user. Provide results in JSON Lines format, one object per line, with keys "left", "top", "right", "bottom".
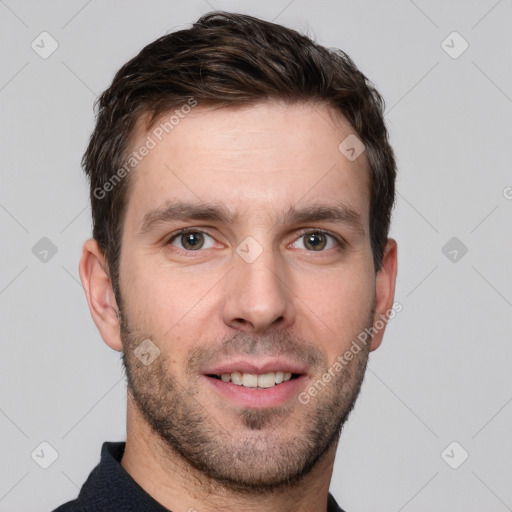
{"left": 53, "top": 441, "right": 346, "bottom": 512}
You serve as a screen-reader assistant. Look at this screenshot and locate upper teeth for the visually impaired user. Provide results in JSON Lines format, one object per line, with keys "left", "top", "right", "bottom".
{"left": 220, "top": 371, "right": 293, "bottom": 388}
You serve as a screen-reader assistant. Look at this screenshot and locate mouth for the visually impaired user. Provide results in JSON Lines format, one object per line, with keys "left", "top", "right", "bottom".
{"left": 201, "top": 361, "right": 308, "bottom": 409}
{"left": 207, "top": 371, "right": 299, "bottom": 389}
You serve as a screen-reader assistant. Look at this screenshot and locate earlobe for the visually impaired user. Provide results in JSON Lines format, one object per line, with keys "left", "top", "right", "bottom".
{"left": 79, "top": 239, "right": 123, "bottom": 352}
{"left": 370, "top": 238, "right": 398, "bottom": 352}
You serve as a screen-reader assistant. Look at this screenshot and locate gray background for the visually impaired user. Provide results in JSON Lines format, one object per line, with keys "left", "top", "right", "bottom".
{"left": 1, "top": 0, "right": 511, "bottom": 511}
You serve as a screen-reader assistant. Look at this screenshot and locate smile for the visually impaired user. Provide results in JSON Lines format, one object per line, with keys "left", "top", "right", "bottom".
{"left": 209, "top": 371, "right": 297, "bottom": 388}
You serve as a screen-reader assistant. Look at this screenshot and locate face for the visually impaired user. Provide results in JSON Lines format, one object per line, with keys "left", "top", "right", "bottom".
{"left": 105, "top": 101, "right": 394, "bottom": 491}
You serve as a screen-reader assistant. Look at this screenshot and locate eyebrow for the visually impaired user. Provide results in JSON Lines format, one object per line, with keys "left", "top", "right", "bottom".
{"left": 138, "top": 200, "right": 365, "bottom": 236}
{"left": 282, "top": 204, "right": 365, "bottom": 236}
{"left": 139, "top": 201, "right": 236, "bottom": 235}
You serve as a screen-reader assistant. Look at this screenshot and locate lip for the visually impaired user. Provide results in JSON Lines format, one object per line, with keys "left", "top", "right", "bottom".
{"left": 202, "top": 358, "right": 308, "bottom": 376}
{"left": 203, "top": 373, "right": 308, "bottom": 409}
{"left": 201, "top": 358, "right": 310, "bottom": 409}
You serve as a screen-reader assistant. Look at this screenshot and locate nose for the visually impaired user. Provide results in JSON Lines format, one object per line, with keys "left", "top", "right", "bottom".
{"left": 222, "top": 247, "right": 296, "bottom": 333}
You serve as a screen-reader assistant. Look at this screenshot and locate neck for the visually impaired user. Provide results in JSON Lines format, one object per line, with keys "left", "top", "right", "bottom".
{"left": 120, "top": 394, "right": 337, "bottom": 512}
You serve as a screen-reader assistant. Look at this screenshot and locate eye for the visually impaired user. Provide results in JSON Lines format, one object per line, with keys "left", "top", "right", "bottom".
{"left": 291, "top": 231, "right": 338, "bottom": 251}
{"left": 169, "top": 230, "right": 216, "bottom": 251}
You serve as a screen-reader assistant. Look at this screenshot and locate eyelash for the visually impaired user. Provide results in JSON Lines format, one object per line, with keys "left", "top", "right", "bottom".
{"left": 166, "top": 228, "right": 345, "bottom": 252}
{"left": 166, "top": 228, "right": 213, "bottom": 244}
{"left": 293, "top": 228, "right": 345, "bottom": 251}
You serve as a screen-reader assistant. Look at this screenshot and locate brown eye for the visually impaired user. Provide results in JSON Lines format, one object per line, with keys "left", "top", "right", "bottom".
{"left": 303, "top": 232, "right": 327, "bottom": 251}
{"left": 290, "top": 231, "right": 339, "bottom": 252}
{"left": 170, "top": 231, "right": 215, "bottom": 251}
{"left": 181, "top": 232, "right": 204, "bottom": 250}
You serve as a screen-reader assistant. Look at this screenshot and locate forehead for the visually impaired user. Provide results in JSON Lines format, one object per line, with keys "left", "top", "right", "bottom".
{"left": 123, "top": 101, "right": 370, "bottom": 229}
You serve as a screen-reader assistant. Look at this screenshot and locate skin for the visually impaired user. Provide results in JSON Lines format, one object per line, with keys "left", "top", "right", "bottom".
{"left": 79, "top": 101, "right": 397, "bottom": 512}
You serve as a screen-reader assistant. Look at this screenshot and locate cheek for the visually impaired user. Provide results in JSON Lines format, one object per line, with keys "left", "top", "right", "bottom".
{"left": 294, "top": 264, "right": 375, "bottom": 348}
{"left": 122, "top": 258, "right": 220, "bottom": 338}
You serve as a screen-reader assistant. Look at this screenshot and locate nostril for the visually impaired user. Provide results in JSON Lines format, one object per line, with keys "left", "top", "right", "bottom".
{"left": 273, "top": 316, "right": 285, "bottom": 326}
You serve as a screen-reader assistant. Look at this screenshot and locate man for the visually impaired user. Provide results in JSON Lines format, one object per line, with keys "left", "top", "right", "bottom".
{"left": 53, "top": 11, "right": 397, "bottom": 512}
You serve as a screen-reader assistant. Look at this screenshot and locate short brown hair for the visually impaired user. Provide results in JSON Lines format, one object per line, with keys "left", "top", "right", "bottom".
{"left": 83, "top": 11, "right": 396, "bottom": 300}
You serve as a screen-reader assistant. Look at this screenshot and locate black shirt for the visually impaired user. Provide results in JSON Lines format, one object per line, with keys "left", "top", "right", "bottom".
{"left": 52, "top": 441, "right": 346, "bottom": 512}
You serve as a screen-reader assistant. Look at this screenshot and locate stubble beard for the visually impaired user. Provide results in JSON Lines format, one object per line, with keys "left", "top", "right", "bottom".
{"left": 119, "top": 309, "right": 373, "bottom": 494}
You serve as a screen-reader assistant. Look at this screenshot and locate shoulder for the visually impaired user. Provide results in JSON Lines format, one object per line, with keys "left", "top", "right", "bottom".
{"left": 50, "top": 499, "right": 82, "bottom": 512}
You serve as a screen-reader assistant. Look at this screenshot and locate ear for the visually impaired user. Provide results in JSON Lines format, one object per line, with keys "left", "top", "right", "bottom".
{"left": 370, "top": 238, "right": 398, "bottom": 352}
{"left": 79, "top": 238, "right": 123, "bottom": 352}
